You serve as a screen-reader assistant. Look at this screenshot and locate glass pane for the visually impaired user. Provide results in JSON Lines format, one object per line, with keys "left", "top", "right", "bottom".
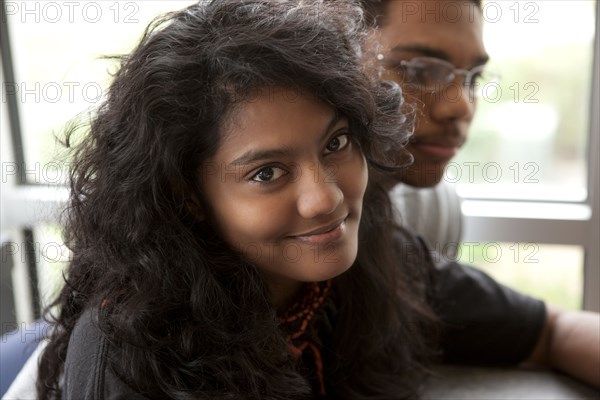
{"left": 34, "top": 224, "right": 70, "bottom": 310}
{"left": 456, "top": 242, "right": 584, "bottom": 310}
{"left": 1, "top": 225, "right": 69, "bottom": 323}
{"left": 5, "top": 1, "right": 196, "bottom": 185}
{"left": 452, "top": 0, "right": 595, "bottom": 201}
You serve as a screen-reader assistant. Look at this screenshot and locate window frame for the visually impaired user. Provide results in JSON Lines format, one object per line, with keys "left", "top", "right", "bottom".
{"left": 461, "top": 0, "right": 600, "bottom": 311}
{"left": 1, "top": 0, "right": 599, "bottom": 318}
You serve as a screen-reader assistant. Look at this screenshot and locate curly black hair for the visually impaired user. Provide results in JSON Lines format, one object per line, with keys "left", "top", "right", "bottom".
{"left": 37, "top": 1, "right": 436, "bottom": 399}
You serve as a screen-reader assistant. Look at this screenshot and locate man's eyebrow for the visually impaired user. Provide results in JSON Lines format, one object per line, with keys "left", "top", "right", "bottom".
{"left": 230, "top": 113, "right": 343, "bottom": 167}
{"left": 391, "top": 44, "right": 490, "bottom": 66}
{"left": 391, "top": 44, "right": 451, "bottom": 61}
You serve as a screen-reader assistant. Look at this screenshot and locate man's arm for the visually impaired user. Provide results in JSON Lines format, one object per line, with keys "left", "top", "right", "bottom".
{"left": 527, "top": 305, "right": 600, "bottom": 387}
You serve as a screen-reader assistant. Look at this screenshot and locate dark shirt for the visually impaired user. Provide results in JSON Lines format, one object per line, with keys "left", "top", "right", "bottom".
{"left": 63, "top": 309, "right": 148, "bottom": 400}
{"left": 63, "top": 232, "right": 546, "bottom": 399}
{"left": 432, "top": 261, "right": 545, "bottom": 364}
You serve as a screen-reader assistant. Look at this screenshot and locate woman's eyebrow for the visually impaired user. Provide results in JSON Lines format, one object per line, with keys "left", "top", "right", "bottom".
{"left": 230, "top": 113, "right": 344, "bottom": 167}
{"left": 323, "top": 112, "right": 343, "bottom": 138}
{"left": 231, "top": 148, "right": 295, "bottom": 167}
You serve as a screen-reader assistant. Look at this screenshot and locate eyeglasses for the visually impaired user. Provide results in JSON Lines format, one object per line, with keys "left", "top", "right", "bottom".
{"left": 376, "top": 54, "right": 499, "bottom": 95}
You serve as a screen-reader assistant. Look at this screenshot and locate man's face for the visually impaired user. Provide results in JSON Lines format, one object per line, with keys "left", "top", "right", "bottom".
{"left": 376, "top": 0, "right": 488, "bottom": 187}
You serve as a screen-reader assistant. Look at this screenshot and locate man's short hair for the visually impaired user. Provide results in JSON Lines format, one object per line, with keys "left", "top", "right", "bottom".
{"left": 360, "top": 0, "right": 483, "bottom": 26}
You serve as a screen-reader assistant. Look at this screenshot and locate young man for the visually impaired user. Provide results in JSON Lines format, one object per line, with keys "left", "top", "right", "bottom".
{"left": 361, "top": 0, "right": 600, "bottom": 388}
{"left": 365, "top": 0, "right": 486, "bottom": 188}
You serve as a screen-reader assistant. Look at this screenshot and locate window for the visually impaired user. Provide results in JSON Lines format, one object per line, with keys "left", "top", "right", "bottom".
{"left": 1, "top": 1, "right": 196, "bottom": 324}
{"left": 1, "top": 1, "right": 599, "bottom": 329}
{"left": 454, "top": 1, "right": 595, "bottom": 202}
{"left": 457, "top": 242, "right": 584, "bottom": 310}
{"left": 3, "top": 1, "right": 196, "bottom": 185}
{"left": 457, "top": 0, "right": 599, "bottom": 311}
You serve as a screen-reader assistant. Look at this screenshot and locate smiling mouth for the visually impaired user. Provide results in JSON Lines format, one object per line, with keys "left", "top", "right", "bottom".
{"left": 290, "top": 217, "right": 347, "bottom": 245}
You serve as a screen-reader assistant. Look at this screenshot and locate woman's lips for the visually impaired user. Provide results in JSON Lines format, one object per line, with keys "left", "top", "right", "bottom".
{"left": 291, "top": 220, "right": 346, "bottom": 245}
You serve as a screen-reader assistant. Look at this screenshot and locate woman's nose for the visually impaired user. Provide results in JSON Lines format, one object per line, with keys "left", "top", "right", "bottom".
{"left": 296, "top": 163, "right": 343, "bottom": 219}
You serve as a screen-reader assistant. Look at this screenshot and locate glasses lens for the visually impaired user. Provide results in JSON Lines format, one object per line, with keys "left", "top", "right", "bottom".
{"left": 404, "top": 57, "right": 454, "bottom": 91}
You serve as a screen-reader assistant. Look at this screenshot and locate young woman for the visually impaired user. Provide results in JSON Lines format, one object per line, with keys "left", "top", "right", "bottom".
{"left": 37, "top": 1, "right": 435, "bottom": 398}
{"left": 35, "top": 1, "right": 552, "bottom": 399}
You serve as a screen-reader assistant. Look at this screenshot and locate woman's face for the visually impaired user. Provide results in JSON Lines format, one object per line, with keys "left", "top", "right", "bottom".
{"left": 200, "top": 87, "right": 368, "bottom": 305}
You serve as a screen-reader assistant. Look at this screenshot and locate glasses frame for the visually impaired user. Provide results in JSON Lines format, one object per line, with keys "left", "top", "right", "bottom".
{"left": 376, "top": 54, "right": 496, "bottom": 93}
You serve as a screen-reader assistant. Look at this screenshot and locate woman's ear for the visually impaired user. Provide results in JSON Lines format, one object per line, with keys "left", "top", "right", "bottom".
{"left": 186, "top": 195, "right": 206, "bottom": 222}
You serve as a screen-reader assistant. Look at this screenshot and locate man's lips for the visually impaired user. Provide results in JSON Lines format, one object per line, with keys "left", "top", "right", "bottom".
{"left": 289, "top": 217, "right": 347, "bottom": 245}
{"left": 411, "top": 143, "right": 458, "bottom": 159}
{"left": 408, "top": 138, "right": 464, "bottom": 161}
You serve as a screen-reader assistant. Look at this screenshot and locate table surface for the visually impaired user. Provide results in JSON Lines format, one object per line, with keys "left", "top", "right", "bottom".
{"left": 424, "top": 365, "right": 600, "bottom": 399}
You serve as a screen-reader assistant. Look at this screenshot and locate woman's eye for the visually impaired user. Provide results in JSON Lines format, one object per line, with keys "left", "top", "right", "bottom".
{"left": 250, "top": 166, "right": 286, "bottom": 183}
{"left": 324, "top": 134, "right": 350, "bottom": 154}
